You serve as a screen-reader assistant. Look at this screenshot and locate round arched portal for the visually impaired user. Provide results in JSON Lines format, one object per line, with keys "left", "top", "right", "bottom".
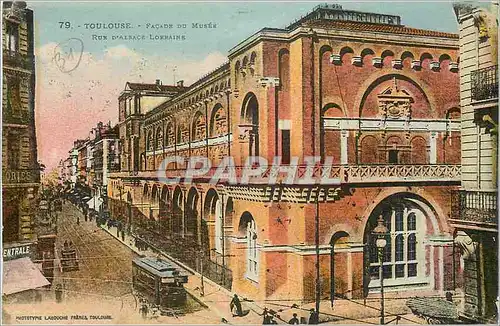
{"left": 329, "top": 231, "right": 350, "bottom": 303}
{"left": 185, "top": 187, "right": 199, "bottom": 245}
{"left": 172, "top": 187, "right": 184, "bottom": 235}
{"left": 238, "top": 211, "right": 258, "bottom": 281}
{"left": 159, "top": 186, "right": 170, "bottom": 234}
{"left": 203, "top": 189, "right": 224, "bottom": 261}
{"left": 363, "top": 193, "right": 441, "bottom": 294}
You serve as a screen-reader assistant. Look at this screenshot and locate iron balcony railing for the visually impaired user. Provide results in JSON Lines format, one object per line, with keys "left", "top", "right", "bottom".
{"left": 451, "top": 190, "right": 498, "bottom": 225}
{"left": 471, "top": 65, "right": 498, "bottom": 101}
{"left": 2, "top": 49, "right": 35, "bottom": 70}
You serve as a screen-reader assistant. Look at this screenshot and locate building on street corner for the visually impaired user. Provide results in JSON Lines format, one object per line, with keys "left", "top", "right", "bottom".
{"left": 107, "top": 4, "right": 463, "bottom": 303}
{"left": 451, "top": 2, "right": 498, "bottom": 323}
{"left": 2, "top": 0, "right": 53, "bottom": 299}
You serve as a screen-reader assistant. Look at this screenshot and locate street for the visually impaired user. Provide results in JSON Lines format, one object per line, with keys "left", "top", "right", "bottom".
{"left": 3, "top": 201, "right": 221, "bottom": 324}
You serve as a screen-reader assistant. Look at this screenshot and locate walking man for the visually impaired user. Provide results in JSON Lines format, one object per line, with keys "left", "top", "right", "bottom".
{"left": 230, "top": 294, "right": 243, "bottom": 317}
{"left": 308, "top": 309, "right": 319, "bottom": 325}
{"left": 288, "top": 313, "right": 300, "bottom": 324}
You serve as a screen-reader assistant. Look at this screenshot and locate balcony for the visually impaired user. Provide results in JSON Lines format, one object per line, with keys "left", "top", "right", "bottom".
{"left": 471, "top": 65, "right": 498, "bottom": 102}
{"left": 2, "top": 49, "right": 35, "bottom": 70}
{"left": 109, "top": 164, "right": 461, "bottom": 185}
{"left": 451, "top": 190, "right": 498, "bottom": 227}
{"left": 2, "top": 168, "right": 40, "bottom": 185}
{"left": 342, "top": 164, "right": 461, "bottom": 183}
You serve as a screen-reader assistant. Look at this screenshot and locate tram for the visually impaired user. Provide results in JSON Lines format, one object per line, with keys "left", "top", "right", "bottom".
{"left": 132, "top": 257, "right": 189, "bottom": 308}
{"left": 60, "top": 247, "right": 79, "bottom": 272}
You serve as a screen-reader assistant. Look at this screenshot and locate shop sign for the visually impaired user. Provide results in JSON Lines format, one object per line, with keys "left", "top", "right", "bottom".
{"left": 3, "top": 243, "right": 33, "bottom": 260}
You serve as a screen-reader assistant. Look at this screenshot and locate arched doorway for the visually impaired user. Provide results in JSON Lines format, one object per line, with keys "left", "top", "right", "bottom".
{"left": 203, "top": 189, "right": 223, "bottom": 261}
{"left": 159, "top": 185, "right": 170, "bottom": 235}
{"left": 150, "top": 185, "right": 160, "bottom": 232}
{"left": 186, "top": 187, "right": 199, "bottom": 245}
{"left": 329, "top": 231, "right": 350, "bottom": 304}
{"left": 172, "top": 187, "right": 184, "bottom": 236}
{"left": 238, "top": 211, "right": 258, "bottom": 281}
{"left": 363, "top": 193, "right": 440, "bottom": 294}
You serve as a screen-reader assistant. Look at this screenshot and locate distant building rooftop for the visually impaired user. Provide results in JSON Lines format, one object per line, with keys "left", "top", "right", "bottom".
{"left": 285, "top": 3, "right": 402, "bottom": 30}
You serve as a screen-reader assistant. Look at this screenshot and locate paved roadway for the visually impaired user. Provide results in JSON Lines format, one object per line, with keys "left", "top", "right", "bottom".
{"left": 54, "top": 201, "right": 137, "bottom": 312}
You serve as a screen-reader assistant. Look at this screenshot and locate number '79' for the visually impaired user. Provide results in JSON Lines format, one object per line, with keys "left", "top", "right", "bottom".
{"left": 58, "top": 22, "right": 71, "bottom": 29}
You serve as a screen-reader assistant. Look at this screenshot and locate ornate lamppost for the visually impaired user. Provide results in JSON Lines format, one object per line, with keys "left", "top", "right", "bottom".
{"left": 372, "top": 215, "right": 389, "bottom": 325}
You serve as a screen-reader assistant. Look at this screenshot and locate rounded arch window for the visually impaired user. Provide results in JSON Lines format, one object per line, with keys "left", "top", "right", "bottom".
{"left": 365, "top": 197, "right": 430, "bottom": 288}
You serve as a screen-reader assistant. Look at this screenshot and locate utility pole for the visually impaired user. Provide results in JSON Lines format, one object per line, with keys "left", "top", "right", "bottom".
{"left": 315, "top": 186, "right": 321, "bottom": 314}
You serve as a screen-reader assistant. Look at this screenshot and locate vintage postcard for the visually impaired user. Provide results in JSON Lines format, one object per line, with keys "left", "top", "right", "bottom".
{"left": 1, "top": 0, "right": 498, "bottom": 324}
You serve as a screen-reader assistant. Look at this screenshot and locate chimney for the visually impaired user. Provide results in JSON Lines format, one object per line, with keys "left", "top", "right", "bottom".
{"left": 155, "top": 79, "right": 161, "bottom": 85}
{"left": 177, "top": 80, "right": 184, "bottom": 88}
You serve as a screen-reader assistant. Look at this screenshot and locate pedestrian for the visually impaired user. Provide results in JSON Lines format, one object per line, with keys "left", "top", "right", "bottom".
{"left": 230, "top": 294, "right": 243, "bottom": 317}
{"left": 121, "top": 230, "right": 125, "bottom": 242}
{"left": 288, "top": 313, "right": 300, "bottom": 325}
{"left": 63, "top": 240, "right": 68, "bottom": 249}
{"left": 55, "top": 284, "right": 63, "bottom": 303}
{"left": 308, "top": 309, "right": 319, "bottom": 325}
{"left": 262, "top": 308, "right": 272, "bottom": 324}
{"left": 140, "top": 303, "right": 148, "bottom": 319}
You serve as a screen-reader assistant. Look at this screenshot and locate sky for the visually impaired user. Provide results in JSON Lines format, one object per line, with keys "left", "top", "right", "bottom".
{"left": 30, "top": 0, "right": 464, "bottom": 171}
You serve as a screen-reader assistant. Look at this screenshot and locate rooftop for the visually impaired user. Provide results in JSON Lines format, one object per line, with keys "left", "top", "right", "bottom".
{"left": 285, "top": 3, "right": 402, "bottom": 30}
{"left": 302, "top": 19, "right": 458, "bottom": 39}
{"left": 125, "top": 82, "right": 187, "bottom": 93}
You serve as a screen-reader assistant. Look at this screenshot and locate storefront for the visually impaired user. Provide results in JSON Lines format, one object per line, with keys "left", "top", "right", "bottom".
{"left": 3, "top": 243, "right": 51, "bottom": 303}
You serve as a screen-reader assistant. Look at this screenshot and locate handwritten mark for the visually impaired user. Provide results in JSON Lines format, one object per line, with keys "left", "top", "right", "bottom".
{"left": 53, "top": 38, "right": 84, "bottom": 73}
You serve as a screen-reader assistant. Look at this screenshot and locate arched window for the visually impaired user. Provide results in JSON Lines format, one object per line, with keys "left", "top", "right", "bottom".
{"left": 192, "top": 113, "right": 206, "bottom": 141}
{"left": 147, "top": 131, "right": 153, "bottom": 151}
{"left": 166, "top": 122, "right": 175, "bottom": 147}
{"left": 210, "top": 105, "right": 227, "bottom": 137}
{"left": 368, "top": 205, "right": 424, "bottom": 284}
{"left": 156, "top": 128, "right": 163, "bottom": 150}
{"left": 247, "top": 219, "right": 258, "bottom": 280}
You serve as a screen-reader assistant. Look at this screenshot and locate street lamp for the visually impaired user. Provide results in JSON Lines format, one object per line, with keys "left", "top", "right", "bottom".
{"left": 372, "top": 215, "right": 388, "bottom": 325}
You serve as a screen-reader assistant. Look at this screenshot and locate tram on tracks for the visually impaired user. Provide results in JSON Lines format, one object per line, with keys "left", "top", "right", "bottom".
{"left": 132, "top": 257, "right": 189, "bottom": 309}
{"left": 60, "top": 247, "right": 79, "bottom": 272}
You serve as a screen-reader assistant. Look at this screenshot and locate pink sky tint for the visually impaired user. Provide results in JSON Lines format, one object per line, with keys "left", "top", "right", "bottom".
{"left": 35, "top": 44, "right": 227, "bottom": 172}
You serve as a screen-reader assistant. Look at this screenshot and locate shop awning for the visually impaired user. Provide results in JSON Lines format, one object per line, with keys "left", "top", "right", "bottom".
{"left": 87, "top": 196, "right": 104, "bottom": 210}
{"left": 3, "top": 257, "right": 50, "bottom": 295}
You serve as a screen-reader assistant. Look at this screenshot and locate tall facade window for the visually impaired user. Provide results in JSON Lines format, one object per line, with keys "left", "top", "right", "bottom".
{"left": 388, "top": 149, "right": 399, "bottom": 164}
{"left": 6, "top": 22, "right": 18, "bottom": 53}
{"left": 7, "top": 134, "right": 20, "bottom": 169}
{"left": 369, "top": 205, "right": 424, "bottom": 285}
{"left": 6, "top": 77, "right": 21, "bottom": 117}
{"left": 247, "top": 219, "right": 259, "bottom": 281}
{"left": 281, "top": 129, "right": 291, "bottom": 164}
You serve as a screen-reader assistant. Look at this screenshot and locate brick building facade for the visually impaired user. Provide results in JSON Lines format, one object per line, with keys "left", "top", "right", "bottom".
{"left": 108, "top": 4, "right": 461, "bottom": 302}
